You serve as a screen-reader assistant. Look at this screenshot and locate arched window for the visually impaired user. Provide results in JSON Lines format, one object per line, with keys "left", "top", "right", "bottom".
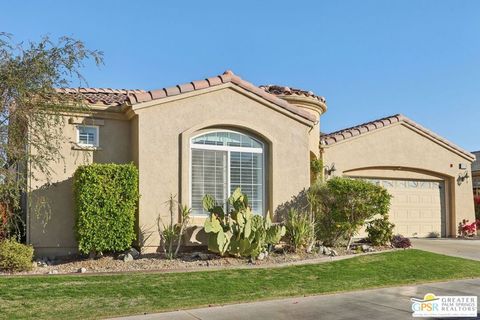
{"left": 190, "top": 130, "right": 265, "bottom": 215}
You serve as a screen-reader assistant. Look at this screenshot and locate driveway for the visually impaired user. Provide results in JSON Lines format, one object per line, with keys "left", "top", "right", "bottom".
{"left": 114, "top": 278, "right": 480, "bottom": 320}
{"left": 411, "top": 238, "right": 480, "bottom": 261}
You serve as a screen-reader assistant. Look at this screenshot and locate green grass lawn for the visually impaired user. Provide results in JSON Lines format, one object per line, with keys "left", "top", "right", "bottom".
{"left": 1, "top": 249, "right": 480, "bottom": 319}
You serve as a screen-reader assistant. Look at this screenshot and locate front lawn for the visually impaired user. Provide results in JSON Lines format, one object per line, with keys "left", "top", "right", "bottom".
{"left": 1, "top": 249, "right": 480, "bottom": 319}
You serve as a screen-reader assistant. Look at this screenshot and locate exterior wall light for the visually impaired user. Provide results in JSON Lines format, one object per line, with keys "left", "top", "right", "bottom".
{"left": 457, "top": 171, "right": 469, "bottom": 185}
{"left": 324, "top": 163, "right": 336, "bottom": 177}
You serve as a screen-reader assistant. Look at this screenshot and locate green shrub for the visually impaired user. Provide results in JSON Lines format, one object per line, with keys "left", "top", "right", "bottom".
{"left": 0, "top": 239, "right": 34, "bottom": 272}
{"left": 74, "top": 163, "right": 139, "bottom": 254}
{"left": 309, "top": 177, "right": 392, "bottom": 249}
{"left": 203, "top": 188, "right": 285, "bottom": 258}
{"left": 366, "top": 215, "right": 395, "bottom": 246}
{"left": 284, "top": 209, "right": 315, "bottom": 252}
{"left": 310, "top": 158, "right": 323, "bottom": 182}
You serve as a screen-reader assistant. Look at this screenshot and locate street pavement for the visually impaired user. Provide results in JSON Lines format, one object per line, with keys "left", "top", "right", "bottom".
{"left": 114, "top": 278, "right": 480, "bottom": 320}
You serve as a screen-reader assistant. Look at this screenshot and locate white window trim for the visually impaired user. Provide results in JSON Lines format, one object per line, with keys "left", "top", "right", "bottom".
{"left": 189, "top": 129, "right": 266, "bottom": 217}
{"left": 76, "top": 125, "right": 99, "bottom": 148}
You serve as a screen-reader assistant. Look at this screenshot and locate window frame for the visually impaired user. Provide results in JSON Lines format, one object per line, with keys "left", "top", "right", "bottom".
{"left": 76, "top": 125, "right": 99, "bottom": 148}
{"left": 189, "top": 129, "right": 266, "bottom": 217}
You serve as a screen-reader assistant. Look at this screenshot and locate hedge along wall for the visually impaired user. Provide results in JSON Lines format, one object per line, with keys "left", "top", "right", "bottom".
{"left": 73, "top": 163, "right": 139, "bottom": 254}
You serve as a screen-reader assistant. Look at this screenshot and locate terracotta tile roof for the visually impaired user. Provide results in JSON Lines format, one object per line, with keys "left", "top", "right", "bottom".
{"left": 55, "top": 88, "right": 146, "bottom": 106}
{"left": 126, "top": 70, "right": 317, "bottom": 123}
{"left": 57, "top": 71, "right": 317, "bottom": 123}
{"left": 321, "top": 114, "right": 475, "bottom": 160}
{"left": 259, "top": 85, "right": 326, "bottom": 104}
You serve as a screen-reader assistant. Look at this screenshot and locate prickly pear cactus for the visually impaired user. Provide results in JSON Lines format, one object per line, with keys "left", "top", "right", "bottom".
{"left": 203, "top": 188, "right": 285, "bottom": 258}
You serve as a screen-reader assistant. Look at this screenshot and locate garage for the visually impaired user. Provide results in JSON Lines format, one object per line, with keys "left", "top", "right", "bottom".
{"left": 362, "top": 178, "right": 447, "bottom": 237}
{"left": 321, "top": 114, "right": 476, "bottom": 238}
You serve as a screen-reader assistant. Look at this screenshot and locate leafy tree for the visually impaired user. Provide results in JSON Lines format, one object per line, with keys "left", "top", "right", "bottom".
{"left": 309, "top": 177, "right": 392, "bottom": 249}
{"left": 0, "top": 33, "right": 102, "bottom": 240}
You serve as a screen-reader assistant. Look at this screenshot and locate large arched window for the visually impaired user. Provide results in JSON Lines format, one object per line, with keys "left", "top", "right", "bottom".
{"left": 190, "top": 130, "right": 265, "bottom": 215}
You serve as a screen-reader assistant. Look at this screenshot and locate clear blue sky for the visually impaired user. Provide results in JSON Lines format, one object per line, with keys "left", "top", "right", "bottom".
{"left": 2, "top": 1, "right": 479, "bottom": 150}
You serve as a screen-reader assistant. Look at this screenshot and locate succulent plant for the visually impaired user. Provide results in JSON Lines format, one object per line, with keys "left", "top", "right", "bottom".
{"left": 203, "top": 188, "right": 285, "bottom": 258}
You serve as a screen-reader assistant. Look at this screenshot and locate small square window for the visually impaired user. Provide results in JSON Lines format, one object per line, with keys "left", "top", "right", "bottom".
{"left": 77, "top": 125, "right": 99, "bottom": 147}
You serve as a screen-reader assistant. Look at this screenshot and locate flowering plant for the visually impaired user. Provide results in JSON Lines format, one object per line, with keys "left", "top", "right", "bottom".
{"left": 458, "top": 219, "right": 477, "bottom": 237}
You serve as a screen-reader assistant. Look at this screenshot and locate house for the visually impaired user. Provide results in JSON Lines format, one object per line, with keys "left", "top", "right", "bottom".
{"left": 27, "top": 70, "right": 476, "bottom": 256}
{"left": 472, "top": 151, "right": 480, "bottom": 195}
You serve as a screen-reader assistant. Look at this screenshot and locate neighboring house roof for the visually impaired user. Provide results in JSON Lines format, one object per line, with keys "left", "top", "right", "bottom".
{"left": 320, "top": 114, "right": 475, "bottom": 161}
{"left": 259, "top": 85, "right": 326, "bottom": 104}
{"left": 55, "top": 88, "right": 146, "bottom": 106}
{"left": 57, "top": 70, "right": 317, "bottom": 123}
{"left": 471, "top": 151, "right": 480, "bottom": 172}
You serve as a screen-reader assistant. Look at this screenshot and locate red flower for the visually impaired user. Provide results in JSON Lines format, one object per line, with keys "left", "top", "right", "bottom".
{"left": 462, "top": 221, "right": 477, "bottom": 234}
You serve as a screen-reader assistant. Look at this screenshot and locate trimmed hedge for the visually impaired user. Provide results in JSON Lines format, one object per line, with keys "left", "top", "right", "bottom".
{"left": 0, "top": 239, "right": 34, "bottom": 272}
{"left": 74, "top": 163, "right": 139, "bottom": 254}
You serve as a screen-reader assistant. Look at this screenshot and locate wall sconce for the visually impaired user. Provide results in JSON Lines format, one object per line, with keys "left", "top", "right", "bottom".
{"left": 324, "top": 163, "right": 336, "bottom": 177}
{"left": 457, "top": 171, "right": 469, "bottom": 185}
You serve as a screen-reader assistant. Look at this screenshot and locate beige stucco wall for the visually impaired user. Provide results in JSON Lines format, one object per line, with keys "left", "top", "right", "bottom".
{"left": 28, "top": 113, "right": 132, "bottom": 257}
{"left": 133, "top": 86, "right": 312, "bottom": 252}
{"left": 322, "top": 122, "right": 475, "bottom": 237}
{"left": 27, "top": 86, "right": 314, "bottom": 256}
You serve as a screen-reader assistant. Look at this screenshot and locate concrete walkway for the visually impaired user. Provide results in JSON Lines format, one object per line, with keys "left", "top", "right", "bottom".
{"left": 411, "top": 238, "right": 480, "bottom": 261}
{"left": 114, "top": 278, "right": 480, "bottom": 320}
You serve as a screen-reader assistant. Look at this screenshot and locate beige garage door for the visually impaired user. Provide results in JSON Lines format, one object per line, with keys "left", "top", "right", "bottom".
{"left": 364, "top": 178, "right": 447, "bottom": 237}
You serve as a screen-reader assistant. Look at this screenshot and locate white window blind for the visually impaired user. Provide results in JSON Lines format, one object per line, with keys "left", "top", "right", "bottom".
{"left": 230, "top": 151, "right": 263, "bottom": 214}
{"left": 191, "top": 131, "right": 264, "bottom": 215}
{"left": 77, "top": 126, "right": 98, "bottom": 147}
{"left": 191, "top": 149, "right": 227, "bottom": 215}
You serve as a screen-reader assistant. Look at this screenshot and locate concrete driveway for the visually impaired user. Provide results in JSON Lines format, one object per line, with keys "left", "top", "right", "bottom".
{"left": 114, "top": 278, "right": 480, "bottom": 320}
{"left": 411, "top": 238, "right": 480, "bottom": 261}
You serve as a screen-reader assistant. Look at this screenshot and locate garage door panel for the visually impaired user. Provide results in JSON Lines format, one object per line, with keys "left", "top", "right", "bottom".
{"left": 362, "top": 178, "right": 446, "bottom": 238}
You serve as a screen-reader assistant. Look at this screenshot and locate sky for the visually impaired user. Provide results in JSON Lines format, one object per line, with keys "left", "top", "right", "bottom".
{"left": 1, "top": 0, "right": 479, "bottom": 151}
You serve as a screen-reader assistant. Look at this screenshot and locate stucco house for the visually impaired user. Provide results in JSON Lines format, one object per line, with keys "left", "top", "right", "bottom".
{"left": 27, "top": 70, "right": 476, "bottom": 256}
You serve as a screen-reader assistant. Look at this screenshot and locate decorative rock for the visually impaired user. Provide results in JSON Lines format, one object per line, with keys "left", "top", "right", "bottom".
{"left": 117, "top": 253, "right": 125, "bottom": 260}
{"left": 320, "top": 246, "right": 331, "bottom": 255}
{"left": 361, "top": 244, "right": 376, "bottom": 253}
{"left": 126, "top": 248, "right": 140, "bottom": 259}
{"left": 329, "top": 249, "right": 338, "bottom": 257}
{"left": 36, "top": 260, "right": 48, "bottom": 268}
{"left": 257, "top": 252, "right": 266, "bottom": 261}
{"left": 199, "top": 253, "right": 210, "bottom": 261}
{"left": 78, "top": 267, "right": 87, "bottom": 273}
{"left": 48, "top": 270, "right": 59, "bottom": 275}
{"left": 191, "top": 252, "right": 210, "bottom": 261}
{"left": 123, "top": 253, "right": 134, "bottom": 262}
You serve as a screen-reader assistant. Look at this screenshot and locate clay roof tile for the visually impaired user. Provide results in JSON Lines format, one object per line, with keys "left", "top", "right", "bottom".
{"left": 55, "top": 70, "right": 318, "bottom": 123}
{"left": 320, "top": 114, "right": 474, "bottom": 161}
